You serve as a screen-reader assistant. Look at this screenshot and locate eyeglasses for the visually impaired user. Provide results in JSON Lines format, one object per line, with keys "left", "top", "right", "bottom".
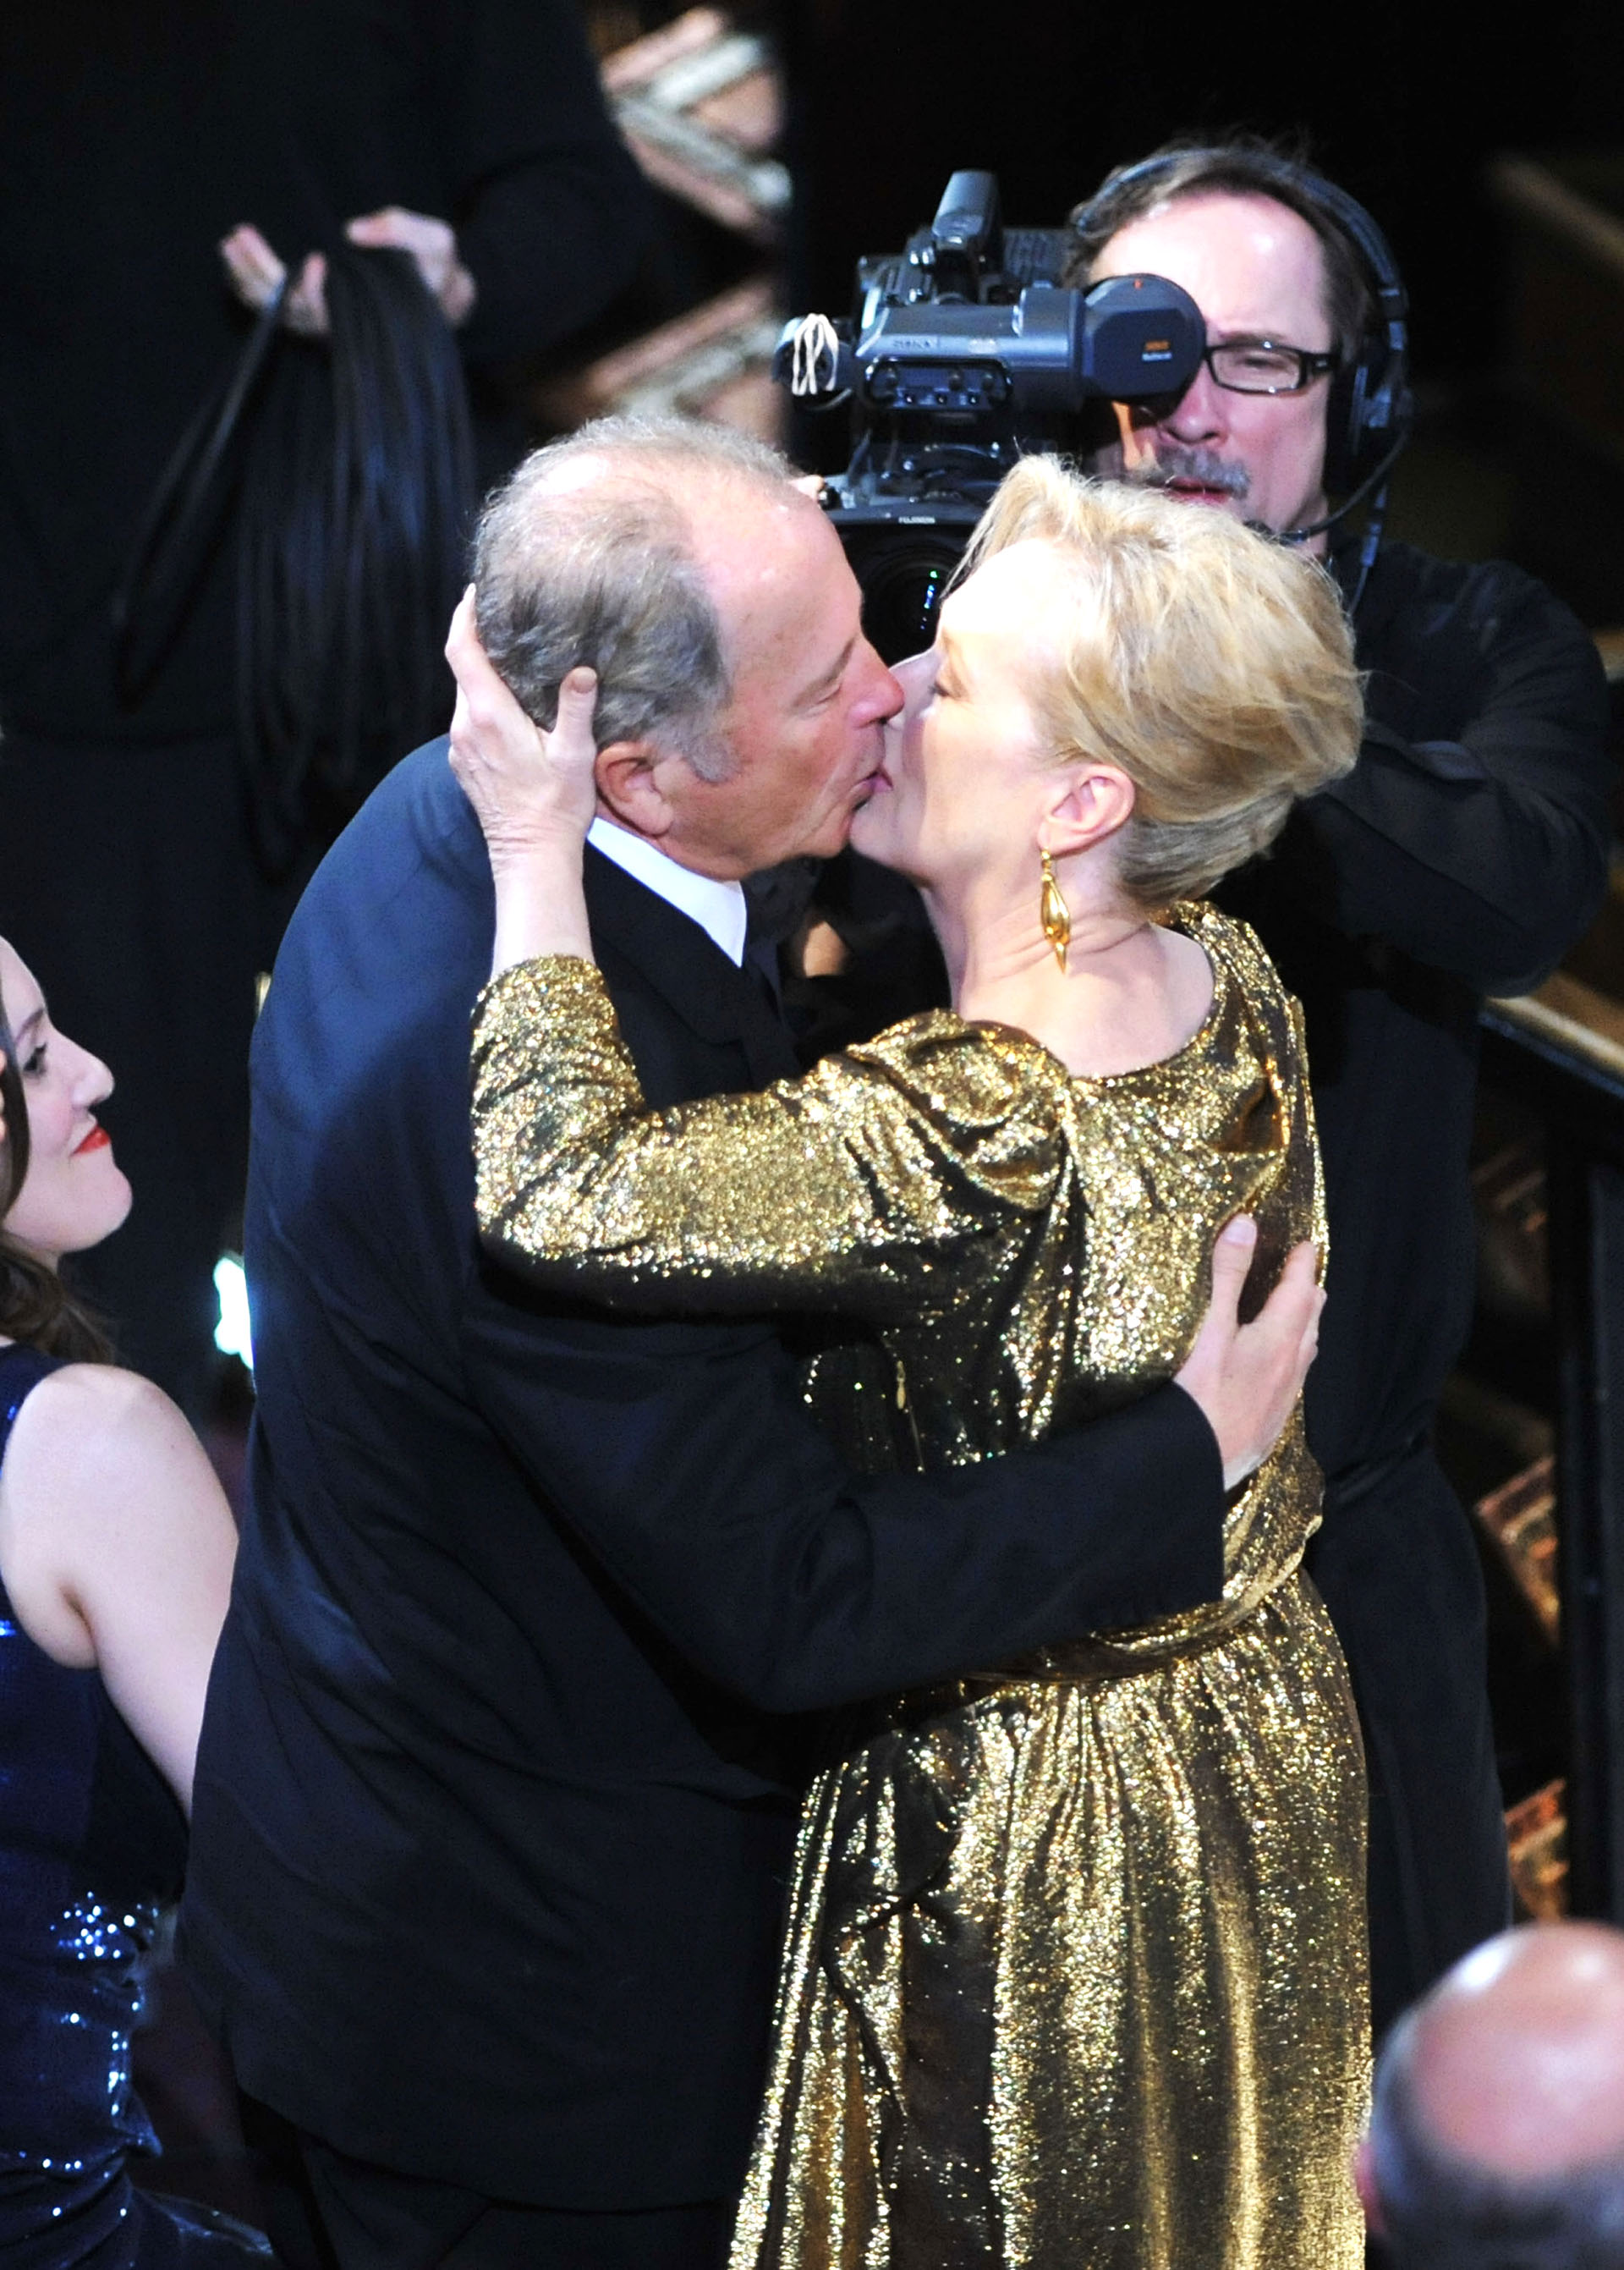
{"left": 1199, "top": 340, "right": 1341, "bottom": 395}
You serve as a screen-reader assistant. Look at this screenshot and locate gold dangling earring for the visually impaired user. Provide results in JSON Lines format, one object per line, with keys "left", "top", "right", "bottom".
{"left": 1039, "top": 849, "right": 1071, "bottom": 971}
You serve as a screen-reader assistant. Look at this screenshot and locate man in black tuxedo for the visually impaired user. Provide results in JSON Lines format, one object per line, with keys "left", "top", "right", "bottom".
{"left": 181, "top": 418, "right": 1323, "bottom": 2270}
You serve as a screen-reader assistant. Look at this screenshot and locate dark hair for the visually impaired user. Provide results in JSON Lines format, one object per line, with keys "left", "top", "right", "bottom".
{"left": 1062, "top": 135, "right": 1375, "bottom": 364}
{"left": 1371, "top": 2009, "right": 1624, "bottom": 2270}
{"left": 0, "top": 981, "right": 112, "bottom": 1363}
{"left": 238, "top": 244, "right": 476, "bottom": 875}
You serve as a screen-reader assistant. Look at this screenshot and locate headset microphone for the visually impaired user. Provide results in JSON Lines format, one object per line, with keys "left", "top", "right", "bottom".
{"left": 1274, "top": 431, "right": 1409, "bottom": 608}
{"left": 1276, "top": 433, "right": 1408, "bottom": 547}
{"left": 1269, "top": 431, "right": 1408, "bottom": 609}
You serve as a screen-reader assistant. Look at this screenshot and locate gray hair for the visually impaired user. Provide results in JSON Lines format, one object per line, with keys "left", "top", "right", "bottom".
{"left": 1371, "top": 2009, "right": 1624, "bottom": 2270}
{"left": 471, "top": 415, "right": 795, "bottom": 783}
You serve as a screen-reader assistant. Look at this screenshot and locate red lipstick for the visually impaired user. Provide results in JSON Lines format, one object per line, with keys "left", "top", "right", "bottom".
{"left": 74, "top": 1125, "right": 111, "bottom": 1156}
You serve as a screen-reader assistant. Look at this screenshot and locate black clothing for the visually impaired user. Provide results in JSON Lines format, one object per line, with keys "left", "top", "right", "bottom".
{"left": 1224, "top": 538, "right": 1615, "bottom": 2028}
{"left": 0, "top": 1342, "right": 270, "bottom": 2263}
{"left": 0, "top": 0, "right": 645, "bottom": 745}
{"left": 244, "top": 2102, "right": 729, "bottom": 2270}
{"left": 1320, "top": 1443, "right": 1507, "bottom": 2035}
{"left": 180, "top": 744, "right": 1226, "bottom": 2211}
{"left": 1237, "top": 541, "right": 1614, "bottom": 1476}
{"left": 0, "top": 0, "right": 645, "bottom": 1410}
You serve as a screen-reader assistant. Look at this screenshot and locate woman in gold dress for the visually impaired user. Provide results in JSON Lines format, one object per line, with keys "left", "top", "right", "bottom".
{"left": 452, "top": 459, "right": 1369, "bottom": 2269}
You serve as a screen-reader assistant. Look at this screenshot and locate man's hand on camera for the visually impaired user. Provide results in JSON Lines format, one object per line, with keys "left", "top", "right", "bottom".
{"left": 1173, "top": 1217, "right": 1323, "bottom": 1491}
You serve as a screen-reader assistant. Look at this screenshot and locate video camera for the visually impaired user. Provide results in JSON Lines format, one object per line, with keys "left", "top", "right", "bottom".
{"left": 772, "top": 171, "right": 1204, "bottom": 659}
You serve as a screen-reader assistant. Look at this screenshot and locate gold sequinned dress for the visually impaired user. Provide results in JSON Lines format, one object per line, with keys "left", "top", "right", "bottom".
{"left": 471, "top": 900, "right": 1369, "bottom": 2270}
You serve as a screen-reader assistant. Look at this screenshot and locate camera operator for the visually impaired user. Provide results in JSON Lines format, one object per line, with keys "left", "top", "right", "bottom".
{"left": 1063, "top": 140, "right": 1616, "bottom": 2035}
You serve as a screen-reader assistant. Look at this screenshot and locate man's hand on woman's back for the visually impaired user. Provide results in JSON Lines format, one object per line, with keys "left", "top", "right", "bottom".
{"left": 1175, "top": 1216, "right": 1324, "bottom": 1489}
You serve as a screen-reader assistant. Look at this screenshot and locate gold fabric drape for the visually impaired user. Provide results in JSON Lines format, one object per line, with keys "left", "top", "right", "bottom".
{"left": 473, "top": 901, "right": 1369, "bottom": 2269}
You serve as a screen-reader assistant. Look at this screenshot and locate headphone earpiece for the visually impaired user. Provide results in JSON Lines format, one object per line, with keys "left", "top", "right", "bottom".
{"left": 1327, "top": 350, "right": 1370, "bottom": 497}
{"left": 1302, "top": 170, "right": 1412, "bottom": 498}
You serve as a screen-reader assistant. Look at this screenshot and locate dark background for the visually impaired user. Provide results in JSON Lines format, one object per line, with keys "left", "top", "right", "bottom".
{"left": 782, "top": 0, "right": 1624, "bottom": 383}
{"left": 568, "top": 0, "right": 1624, "bottom": 628}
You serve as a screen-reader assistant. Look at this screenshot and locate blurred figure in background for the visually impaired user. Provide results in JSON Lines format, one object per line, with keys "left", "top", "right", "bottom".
{"left": 1361, "top": 1921, "right": 1624, "bottom": 2268}
{"left": 0, "top": 1, "right": 646, "bottom": 1417}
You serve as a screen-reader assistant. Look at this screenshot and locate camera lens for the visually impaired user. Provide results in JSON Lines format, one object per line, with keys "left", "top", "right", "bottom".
{"left": 853, "top": 536, "right": 967, "bottom": 662}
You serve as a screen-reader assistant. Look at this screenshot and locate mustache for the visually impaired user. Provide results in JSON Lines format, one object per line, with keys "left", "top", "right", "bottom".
{"left": 1119, "top": 446, "right": 1251, "bottom": 501}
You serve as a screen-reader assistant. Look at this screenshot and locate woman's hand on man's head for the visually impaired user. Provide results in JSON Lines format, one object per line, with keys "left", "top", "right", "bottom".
{"left": 445, "top": 590, "right": 600, "bottom": 874}
{"left": 445, "top": 591, "right": 601, "bottom": 977}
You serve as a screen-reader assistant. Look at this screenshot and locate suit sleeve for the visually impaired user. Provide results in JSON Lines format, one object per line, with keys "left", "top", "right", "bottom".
{"left": 428, "top": 0, "right": 649, "bottom": 366}
{"left": 471, "top": 956, "right": 1058, "bottom": 1321}
{"left": 459, "top": 1277, "right": 1225, "bottom": 1712}
{"left": 463, "top": 958, "right": 1226, "bottom": 1708}
{"left": 1285, "top": 563, "right": 1615, "bottom": 996}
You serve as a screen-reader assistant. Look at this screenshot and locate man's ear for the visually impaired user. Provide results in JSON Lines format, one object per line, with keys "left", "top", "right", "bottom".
{"left": 1038, "top": 762, "right": 1136, "bottom": 862}
{"left": 595, "top": 740, "right": 676, "bottom": 839}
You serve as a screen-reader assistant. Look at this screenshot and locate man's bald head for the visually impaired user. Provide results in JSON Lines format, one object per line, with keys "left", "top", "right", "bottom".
{"left": 1413, "top": 1924, "right": 1624, "bottom": 2175}
{"left": 471, "top": 415, "right": 804, "bottom": 781}
{"left": 1367, "top": 1922, "right": 1624, "bottom": 2268}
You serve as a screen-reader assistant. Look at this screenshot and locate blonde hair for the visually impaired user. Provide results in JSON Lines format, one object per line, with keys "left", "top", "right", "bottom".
{"left": 956, "top": 459, "right": 1363, "bottom": 907}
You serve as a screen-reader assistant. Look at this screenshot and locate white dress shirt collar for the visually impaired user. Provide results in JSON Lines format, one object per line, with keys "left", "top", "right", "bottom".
{"left": 586, "top": 817, "right": 748, "bottom": 966}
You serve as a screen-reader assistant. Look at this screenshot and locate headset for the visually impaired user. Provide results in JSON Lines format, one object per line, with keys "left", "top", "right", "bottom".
{"left": 1067, "top": 149, "right": 1412, "bottom": 585}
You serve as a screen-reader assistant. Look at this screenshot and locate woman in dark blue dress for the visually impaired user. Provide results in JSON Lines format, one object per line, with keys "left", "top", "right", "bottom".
{"left": 0, "top": 937, "right": 272, "bottom": 2263}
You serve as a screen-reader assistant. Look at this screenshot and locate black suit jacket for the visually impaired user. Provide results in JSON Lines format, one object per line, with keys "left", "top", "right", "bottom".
{"left": 180, "top": 743, "right": 1224, "bottom": 2208}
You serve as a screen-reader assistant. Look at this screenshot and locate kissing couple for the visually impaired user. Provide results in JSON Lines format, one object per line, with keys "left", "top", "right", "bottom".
{"left": 185, "top": 420, "right": 1364, "bottom": 2270}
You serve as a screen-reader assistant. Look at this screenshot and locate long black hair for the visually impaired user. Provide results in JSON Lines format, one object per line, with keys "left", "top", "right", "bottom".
{"left": 236, "top": 244, "right": 475, "bottom": 873}
{"left": 0, "top": 979, "right": 112, "bottom": 1362}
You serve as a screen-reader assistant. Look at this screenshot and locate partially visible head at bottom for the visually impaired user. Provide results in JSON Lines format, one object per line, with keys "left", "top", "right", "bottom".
{"left": 1363, "top": 1921, "right": 1624, "bottom": 2270}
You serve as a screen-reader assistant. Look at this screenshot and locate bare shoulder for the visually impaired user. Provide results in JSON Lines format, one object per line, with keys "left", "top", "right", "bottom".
{"left": 0, "top": 1363, "right": 234, "bottom": 1780}
{"left": 1160, "top": 921, "right": 1217, "bottom": 995}
{"left": 4, "top": 1364, "right": 202, "bottom": 1498}
{"left": 0, "top": 1368, "right": 208, "bottom": 1668}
